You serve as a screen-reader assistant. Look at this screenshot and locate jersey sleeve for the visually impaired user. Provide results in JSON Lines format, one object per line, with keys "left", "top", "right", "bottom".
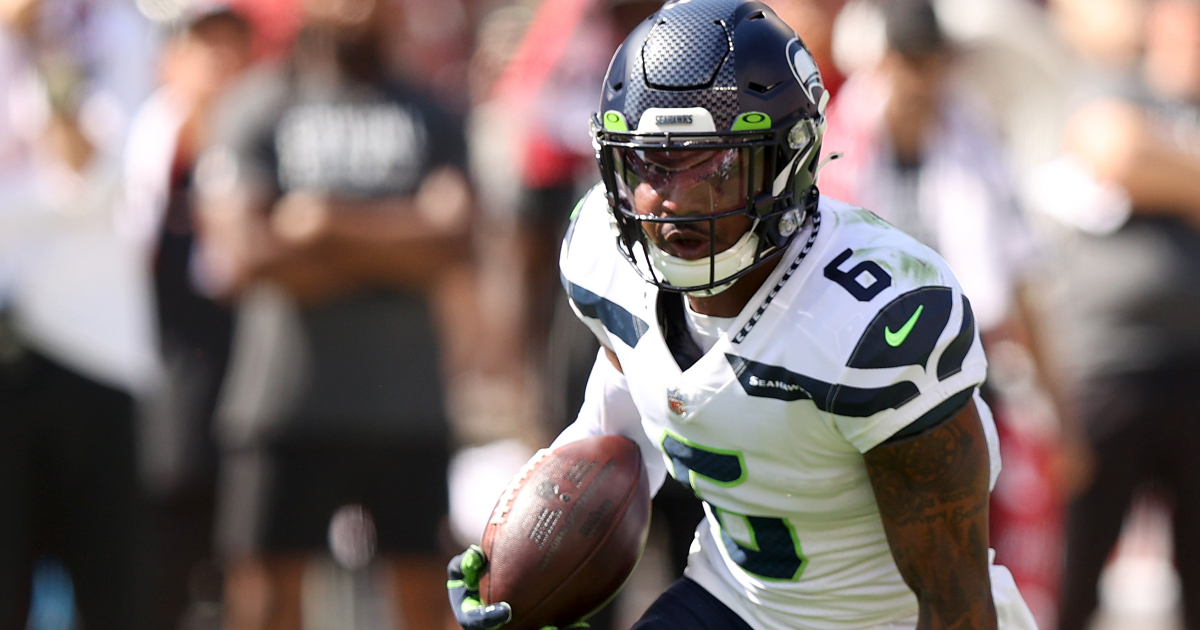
{"left": 830, "top": 280, "right": 987, "bottom": 453}
{"left": 551, "top": 349, "right": 667, "bottom": 496}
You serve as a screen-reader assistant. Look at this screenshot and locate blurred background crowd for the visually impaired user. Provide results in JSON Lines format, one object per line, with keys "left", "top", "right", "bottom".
{"left": 3, "top": 0, "right": 1200, "bottom": 628}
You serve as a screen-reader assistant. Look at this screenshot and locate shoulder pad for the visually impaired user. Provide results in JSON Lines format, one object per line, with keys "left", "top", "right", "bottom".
{"left": 817, "top": 203, "right": 978, "bottom": 380}
{"left": 847, "top": 287, "right": 954, "bottom": 370}
{"left": 771, "top": 199, "right": 989, "bottom": 451}
{"left": 561, "top": 185, "right": 609, "bottom": 261}
{"left": 559, "top": 185, "right": 651, "bottom": 350}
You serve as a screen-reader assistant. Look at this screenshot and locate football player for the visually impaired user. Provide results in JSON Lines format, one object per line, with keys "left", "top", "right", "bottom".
{"left": 448, "top": 0, "right": 1039, "bottom": 628}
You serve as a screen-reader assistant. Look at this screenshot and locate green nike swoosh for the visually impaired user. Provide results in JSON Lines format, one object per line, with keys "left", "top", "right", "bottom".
{"left": 885, "top": 304, "right": 924, "bottom": 347}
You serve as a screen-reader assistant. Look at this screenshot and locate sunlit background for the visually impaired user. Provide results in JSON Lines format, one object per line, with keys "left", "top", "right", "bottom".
{"left": 1, "top": 0, "right": 1194, "bottom": 628}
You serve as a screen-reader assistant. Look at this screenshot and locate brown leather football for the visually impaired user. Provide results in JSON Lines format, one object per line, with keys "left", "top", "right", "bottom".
{"left": 479, "top": 435, "right": 652, "bottom": 630}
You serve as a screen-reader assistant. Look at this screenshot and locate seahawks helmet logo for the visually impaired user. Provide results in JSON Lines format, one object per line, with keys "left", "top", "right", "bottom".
{"left": 786, "top": 38, "right": 824, "bottom": 110}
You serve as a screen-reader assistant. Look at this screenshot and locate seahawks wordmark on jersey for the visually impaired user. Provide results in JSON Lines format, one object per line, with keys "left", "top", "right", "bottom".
{"left": 559, "top": 187, "right": 1037, "bottom": 630}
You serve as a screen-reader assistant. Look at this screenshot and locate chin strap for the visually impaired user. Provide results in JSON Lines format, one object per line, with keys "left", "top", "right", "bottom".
{"left": 646, "top": 225, "right": 761, "bottom": 296}
{"left": 816, "top": 151, "right": 843, "bottom": 178}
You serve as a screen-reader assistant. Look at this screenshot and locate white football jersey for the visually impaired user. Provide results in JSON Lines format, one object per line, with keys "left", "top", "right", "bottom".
{"left": 558, "top": 186, "right": 1038, "bottom": 630}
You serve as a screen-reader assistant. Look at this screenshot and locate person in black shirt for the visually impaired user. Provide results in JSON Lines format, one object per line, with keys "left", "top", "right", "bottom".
{"left": 1038, "top": 0, "right": 1200, "bottom": 627}
{"left": 123, "top": 8, "right": 254, "bottom": 629}
{"left": 196, "top": 0, "right": 473, "bottom": 627}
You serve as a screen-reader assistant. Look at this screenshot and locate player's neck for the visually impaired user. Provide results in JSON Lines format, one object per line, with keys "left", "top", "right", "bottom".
{"left": 686, "top": 258, "right": 781, "bottom": 318}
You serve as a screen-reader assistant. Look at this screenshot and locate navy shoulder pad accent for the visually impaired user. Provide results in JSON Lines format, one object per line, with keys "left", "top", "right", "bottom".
{"left": 884, "top": 386, "right": 976, "bottom": 444}
{"left": 726, "top": 354, "right": 919, "bottom": 417}
{"left": 847, "top": 287, "right": 953, "bottom": 370}
{"left": 565, "top": 281, "right": 649, "bottom": 348}
{"left": 937, "top": 295, "right": 975, "bottom": 381}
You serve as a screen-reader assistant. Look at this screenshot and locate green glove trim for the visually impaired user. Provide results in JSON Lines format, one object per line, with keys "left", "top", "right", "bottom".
{"left": 462, "top": 595, "right": 484, "bottom": 613}
{"left": 461, "top": 545, "right": 486, "bottom": 584}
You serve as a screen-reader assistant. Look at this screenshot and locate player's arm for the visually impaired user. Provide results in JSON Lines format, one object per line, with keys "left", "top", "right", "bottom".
{"left": 605, "top": 347, "right": 622, "bottom": 372}
{"left": 552, "top": 348, "right": 624, "bottom": 442}
{"left": 447, "top": 349, "right": 649, "bottom": 630}
{"left": 863, "top": 397, "right": 998, "bottom": 630}
{"left": 551, "top": 348, "right": 665, "bottom": 495}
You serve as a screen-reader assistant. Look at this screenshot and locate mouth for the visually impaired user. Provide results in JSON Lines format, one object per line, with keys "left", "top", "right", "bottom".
{"left": 661, "top": 225, "right": 714, "bottom": 260}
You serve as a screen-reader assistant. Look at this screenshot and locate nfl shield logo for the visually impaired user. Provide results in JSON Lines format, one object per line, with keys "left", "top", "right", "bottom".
{"left": 667, "top": 388, "right": 687, "bottom": 415}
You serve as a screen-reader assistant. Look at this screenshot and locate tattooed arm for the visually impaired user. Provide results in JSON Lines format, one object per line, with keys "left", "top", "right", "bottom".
{"left": 863, "top": 398, "right": 997, "bottom": 630}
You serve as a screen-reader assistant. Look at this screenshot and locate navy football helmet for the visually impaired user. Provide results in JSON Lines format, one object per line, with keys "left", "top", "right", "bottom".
{"left": 592, "top": 0, "right": 827, "bottom": 295}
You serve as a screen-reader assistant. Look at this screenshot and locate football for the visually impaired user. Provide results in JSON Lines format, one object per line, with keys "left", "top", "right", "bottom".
{"left": 479, "top": 435, "right": 652, "bottom": 630}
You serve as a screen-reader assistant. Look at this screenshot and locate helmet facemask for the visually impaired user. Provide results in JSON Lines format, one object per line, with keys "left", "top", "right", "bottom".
{"left": 594, "top": 115, "right": 821, "bottom": 296}
{"left": 592, "top": 0, "right": 828, "bottom": 295}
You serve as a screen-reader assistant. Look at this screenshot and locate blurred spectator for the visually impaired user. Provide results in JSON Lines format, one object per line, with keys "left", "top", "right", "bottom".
{"left": 761, "top": 0, "right": 846, "bottom": 97}
{"left": 823, "top": 0, "right": 1037, "bottom": 339}
{"left": 505, "top": 0, "right": 660, "bottom": 431}
{"left": 383, "top": 0, "right": 474, "bottom": 109}
{"left": 461, "top": 0, "right": 664, "bottom": 485}
{"left": 194, "top": 0, "right": 472, "bottom": 628}
{"left": 459, "top": 3, "right": 706, "bottom": 629}
{"left": 821, "top": 2, "right": 1064, "bottom": 624}
{"left": 0, "top": 0, "right": 159, "bottom": 628}
{"left": 1029, "top": 0, "right": 1200, "bottom": 627}
{"left": 119, "top": 6, "right": 254, "bottom": 629}
{"left": 227, "top": 0, "right": 302, "bottom": 61}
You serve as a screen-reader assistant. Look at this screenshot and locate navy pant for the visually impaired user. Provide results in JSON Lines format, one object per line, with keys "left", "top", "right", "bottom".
{"left": 631, "top": 578, "right": 754, "bottom": 630}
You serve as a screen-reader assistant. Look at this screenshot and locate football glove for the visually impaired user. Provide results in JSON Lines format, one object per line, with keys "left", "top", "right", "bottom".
{"left": 446, "top": 545, "right": 590, "bottom": 630}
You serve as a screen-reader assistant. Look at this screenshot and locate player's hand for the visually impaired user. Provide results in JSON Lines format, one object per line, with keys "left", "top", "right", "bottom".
{"left": 446, "top": 545, "right": 590, "bottom": 630}
{"left": 448, "top": 545, "right": 511, "bottom": 630}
